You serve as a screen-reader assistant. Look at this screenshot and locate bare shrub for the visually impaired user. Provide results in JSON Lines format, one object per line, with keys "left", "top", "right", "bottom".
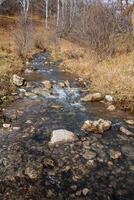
{"left": 13, "top": 16, "right": 34, "bottom": 62}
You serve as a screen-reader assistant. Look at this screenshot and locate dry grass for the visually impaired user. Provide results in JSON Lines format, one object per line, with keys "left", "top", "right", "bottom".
{"left": 51, "top": 35, "right": 134, "bottom": 110}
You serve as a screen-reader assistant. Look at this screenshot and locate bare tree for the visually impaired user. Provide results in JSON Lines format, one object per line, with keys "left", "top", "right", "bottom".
{"left": 19, "top": 0, "right": 30, "bottom": 22}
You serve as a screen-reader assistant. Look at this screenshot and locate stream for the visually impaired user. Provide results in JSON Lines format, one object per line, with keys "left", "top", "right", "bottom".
{"left": 0, "top": 52, "right": 134, "bottom": 200}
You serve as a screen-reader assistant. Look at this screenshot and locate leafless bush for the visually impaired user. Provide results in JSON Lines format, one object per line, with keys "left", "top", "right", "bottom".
{"left": 13, "top": 16, "right": 34, "bottom": 61}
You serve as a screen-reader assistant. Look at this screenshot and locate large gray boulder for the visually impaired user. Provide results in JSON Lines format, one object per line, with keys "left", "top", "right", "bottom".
{"left": 49, "top": 129, "right": 77, "bottom": 145}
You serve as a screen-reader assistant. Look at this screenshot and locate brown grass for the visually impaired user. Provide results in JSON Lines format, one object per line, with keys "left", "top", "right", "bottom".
{"left": 51, "top": 35, "right": 134, "bottom": 111}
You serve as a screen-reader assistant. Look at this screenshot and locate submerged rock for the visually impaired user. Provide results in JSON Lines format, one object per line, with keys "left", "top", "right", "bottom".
{"left": 58, "top": 82, "right": 65, "bottom": 88}
{"left": 42, "top": 80, "right": 52, "bottom": 90}
{"left": 12, "top": 74, "right": 25, "bottom": 87}
{"left": 82, "top": 151, "right": 96, "bottom": 160}
{"left": 49, "top": 129, "right": 77, "bottom": 145}
{"left": 120, "top": 126, "right": 134, "bottom": 137}
{"left": 107, "top": 105, "right": 116, "bottom": 111}
{"left": 81, "top": 119, "right": 112, "bottom": 133}
{"left": 109, "top": 149, "right": 121, "bottom": 160}
{"left": 81, "top": 93, "right": 103, "bottom": 102}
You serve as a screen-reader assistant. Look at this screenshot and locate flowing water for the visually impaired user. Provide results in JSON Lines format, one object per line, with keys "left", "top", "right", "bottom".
{"left": 0, "top": 52, "right": 134, "bottom": 200}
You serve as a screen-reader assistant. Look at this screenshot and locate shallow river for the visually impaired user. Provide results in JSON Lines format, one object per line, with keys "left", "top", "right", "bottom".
{"left": 0, "top": 53, "right": 134, "bottom": 200}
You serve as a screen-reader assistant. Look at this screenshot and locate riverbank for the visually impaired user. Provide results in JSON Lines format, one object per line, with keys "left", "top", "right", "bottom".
{"left": 50, "top": 35, "right": 134, "bottom": 112}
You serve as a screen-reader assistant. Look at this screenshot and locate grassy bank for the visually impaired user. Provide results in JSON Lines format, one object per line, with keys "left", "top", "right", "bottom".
{"left": 51, "top": 34, "right": 134, "bottom": 112}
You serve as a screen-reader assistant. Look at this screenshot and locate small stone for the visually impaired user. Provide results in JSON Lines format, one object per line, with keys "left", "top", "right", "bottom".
{"left": 25, "top": 120, "right": 33, "bottom": 124}
{"left": 125, "top": 119, "right": 134, "bottom": 125}
{"left": 64, "top": 80, "right": 70, "bottom": 88}
{"left": 12, "top": 127, "right": 20, "bottom": 131}
{"left": 3, "top": 123, "right": 11, "bottom": 128}
{"left": 47, "top": 190, "right": 53, "bottom": 198}
{"left": 81, "top": 93, "right": 103, "bottom": 102}
{"left": 12, "top": 74, "right": 25, "bottom": 87}
{"left": 83, "top": 141, "right": 90, "bottom": 149}
{"left": 82, "top": 188, "right": 89, "bottom": 196}
{"left": 109, "top": 150, "right": 121, "bottom": 160}
{"left": 49, "top": 129, "right": 77, "bottom": 145}
{"left": 58, "top": 82, "right": 65, "bottom": 88}
{"left": 129, "top": 165, "right": 134, "bottom": 171}
{"left": 76, "top": 190, "right": 82, "bottom": 196}
{"left": 83, "top": 151, "right": 96, "bottom": 160}
{"left": 71, "top": 185, "right": 77, "bottom": 191}
{"left": 51, "top": 104, "right": 62, "bottom": 109}
{"left": 42, "top": 80, "right": 52, "bottom": 90}
{"left": 43, "top": 158, "right": 55, "bottom": 168}
{"left": 105, "top": 95, "right": 113, "bottom": 102}
{"left": 25, "top": 167, "right": 38, "bottom": 179}
{"left": 120, "top": 127, "right": 134, "bottom": 137}
{"left": 107, "top": 105, "right": 116, "bottom": 111}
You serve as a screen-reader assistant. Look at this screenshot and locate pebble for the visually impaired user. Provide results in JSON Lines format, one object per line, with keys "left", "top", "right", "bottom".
{"left": 82, "top": 151, "right": 96, "bottom": 160}
{"left": 82, "top": 188, "right": 89, "bottom": 196}
{"left": 107, "top": 105, "right": 116, "bottom": 111}
{"left": 3, "top": 123, "right": 11, "bottom": 128}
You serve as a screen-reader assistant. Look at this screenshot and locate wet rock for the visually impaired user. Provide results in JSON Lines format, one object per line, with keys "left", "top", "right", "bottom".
{"left": 43, "top": 158, "right": 55, "bottom": 168}
{"left": 82, "top": 188, "right": 89, "bottom": 196}
{"left": 107, "top": 105, "right": 116, "bottom": 111}
{"left": 105, "top": 95, "right": 113, "bottom": 102}
{"left": 76, "top": 190, "right": 82, "bottom": 196}
{"left": 81, "top": 93, "right": 103, "bottom": 102}
{"left": 51, "top": 104, "right": 62, "bottom": 109}
{"left": 49, "top": 129, "right": 77, "bottom": 145}
{"left": 129, "top": 165, "right": 134, "bottom": 171}
{"left": 83, "top": 141, "right": 90, "bottom": 149}
{"left": 25, "top": 69, "right": 33, "bottom": 73}
{"left": 12, "top": 74, "right": 25, "bottom": 87}
{"left": 3, "top": 123, "right": 11, "bottom": 128}
{"left": 64, "top": 80, "right": 70, "bottom": 88}
{"left": 71, "top": 185, "right": 77, "bottom": 191}
{"left": 42, "top": 80, "right": 52, "bottom": 90}
{"left": 109, "top": 150, "right": 121, "bottom": 160}
{"left": 81, "top": 119, "right": 112, "bottom": 133}
{"left": 32, "top": 87, "right": 49, "bottom": 96}
{"left": 12, "top": 127, "right": 20, "bottom": 131}
{"left": 58, "top": 82, "right": 65, "bottom": 88}
{"left": 25, "top": 167, "right": 39, "bottom": 180}
{"left": 121, "top": 144, "right": 134, "bottom": 158}
{"left": 125, "top": 119, "right": 134, "bottom": 125}
{"left": 82, "top": 150, "right": 96, "bottom": 160}
{"left": 47, "top": 190, "right": 54, "bottom": 198}
{"left": 77, "top": 78, "right": 87, "bottom": 88}
{"left": 120, "top": 126, "right": 134, "bottom": 137}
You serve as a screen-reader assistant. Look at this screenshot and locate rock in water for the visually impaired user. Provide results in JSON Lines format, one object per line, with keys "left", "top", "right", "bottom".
{"left": 107, "top": 105, "right": 116, "bottom": 111}
{"left": 42, "top": 80, "right": 52, "bottom": 90}
{"left": 81, "top": 93, "right": 103, "bottom": 102}
{"left": 125, "top": 119, "right": 134, "bottom": 125}
{"left": 120, "top": 126, "right": 134, "bottom": 137}
{"left": 50, "top": 129, "right": 77, "bottom": 145}
{"left": 12, "top": 74, "right": 25, "bottom": 87}
{"left": 81, "top": 119, "right": 112, "bottom": 133}
{"left": 105, "top": 95, "right": 113, "bottom": 102}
